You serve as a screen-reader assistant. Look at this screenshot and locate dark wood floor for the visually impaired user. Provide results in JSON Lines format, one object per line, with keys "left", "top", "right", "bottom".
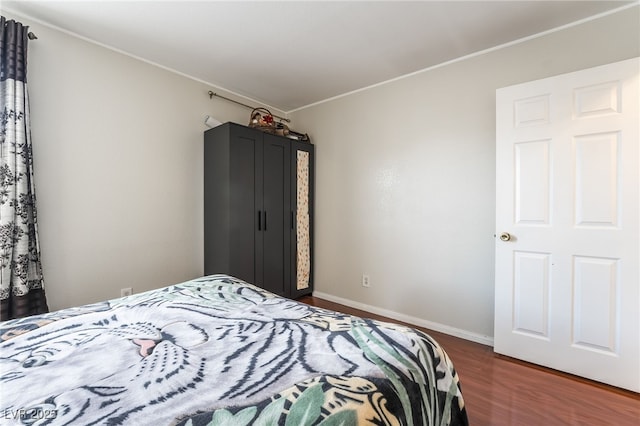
{"left": 298, "top": 295, "right": 640, "bottom": 425}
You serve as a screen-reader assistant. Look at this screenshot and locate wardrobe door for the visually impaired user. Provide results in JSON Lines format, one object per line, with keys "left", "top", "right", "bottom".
{"left": 261, "top": 134, "right": 291, "bottom": 296}
{"left": 204, "top": 123, "right": 262, "bottom": 283}
{"left": 290, "top": 141, "right": 314, "bottom": 297}
{"left": 229, "top": 124, "right": 263, "bottom": 286}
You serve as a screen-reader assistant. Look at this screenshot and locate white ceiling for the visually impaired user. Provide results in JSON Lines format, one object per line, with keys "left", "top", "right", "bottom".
{"left": 4, "top": 1, "right": 635, "bottom": 112}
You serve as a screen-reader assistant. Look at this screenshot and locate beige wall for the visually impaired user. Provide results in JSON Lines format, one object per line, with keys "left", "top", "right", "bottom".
{"left": 290, "top": 7, "right": 640, "bottom": 342}
{"left": 5, "top": 11, "right": 286, "bottom": 311}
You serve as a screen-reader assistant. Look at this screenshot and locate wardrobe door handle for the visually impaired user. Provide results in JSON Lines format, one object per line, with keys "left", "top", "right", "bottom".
{"left": 291, "top": 211, "right": 294, "bottom": 230}
{"left": 263, "top": 211, "right": 267, "bottom": 231}
{"left": 258, "top": 210, "right": 262, "bottom": 231}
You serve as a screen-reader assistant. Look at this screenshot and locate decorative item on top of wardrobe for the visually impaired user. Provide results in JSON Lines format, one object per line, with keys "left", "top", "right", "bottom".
{"left": 285, "top": 129, "right": 310, "bottom": 142}
{"left": 249, "top": 107, "right": 286, "bottom": 135}
{"left": 208, "top": 91, "right": 310, "bottom": 142}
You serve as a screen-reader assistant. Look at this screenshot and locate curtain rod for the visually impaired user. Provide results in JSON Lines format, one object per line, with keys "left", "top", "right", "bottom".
{"left": 208, "top": 91, "right": 290, "bottom": 123}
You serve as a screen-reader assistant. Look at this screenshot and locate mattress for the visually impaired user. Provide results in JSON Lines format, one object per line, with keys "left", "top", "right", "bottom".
{"left": 0, "top": 274, "right": 468, "bottom": 425}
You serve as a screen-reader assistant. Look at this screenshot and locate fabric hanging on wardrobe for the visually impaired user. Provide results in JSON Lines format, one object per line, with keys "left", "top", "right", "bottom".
{"left": 0, "top": 16, "right": 48, "bottom": 320}
{"left": 296, "top": 151, "right": 310, "bottom": 290}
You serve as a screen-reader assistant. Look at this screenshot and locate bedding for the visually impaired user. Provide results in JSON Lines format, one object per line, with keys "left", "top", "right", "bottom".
{"left": 0, "top": 274, "right": 468, "bottom": 425}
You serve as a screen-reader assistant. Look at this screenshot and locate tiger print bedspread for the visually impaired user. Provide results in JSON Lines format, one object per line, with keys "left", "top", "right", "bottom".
{"left": 0, "top": 275, "right": 468, "bottom": 425}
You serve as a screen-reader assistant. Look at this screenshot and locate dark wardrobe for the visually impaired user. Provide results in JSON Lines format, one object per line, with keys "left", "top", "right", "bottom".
{"left": 204, "top": 122, "right": 314, "bottom": 298}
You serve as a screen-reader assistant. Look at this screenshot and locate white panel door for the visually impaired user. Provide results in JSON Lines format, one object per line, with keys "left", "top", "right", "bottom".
{"left": 495, "top": 58, "right": 639, "bottom": 392}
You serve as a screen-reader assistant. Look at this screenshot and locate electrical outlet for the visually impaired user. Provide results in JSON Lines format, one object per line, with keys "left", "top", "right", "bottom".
{"left": 120, "top": 287, "right": 132, "bottom": 297}
{"left": 362, "top": 274, "right": 370, "bottom": 288}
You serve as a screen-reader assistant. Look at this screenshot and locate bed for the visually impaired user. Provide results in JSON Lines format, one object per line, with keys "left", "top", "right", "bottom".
{"left": 0, "top": 274, "right": 468, "bottom": 425}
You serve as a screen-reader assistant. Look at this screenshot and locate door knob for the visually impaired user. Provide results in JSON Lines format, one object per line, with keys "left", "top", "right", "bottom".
{"left": 499, "top": 232, "right": 512, "bottom": 242}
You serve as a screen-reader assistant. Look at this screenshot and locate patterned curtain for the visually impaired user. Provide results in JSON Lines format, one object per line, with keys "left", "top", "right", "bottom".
{"left": 0, "top": 16, "right": 48, "bottom": 320}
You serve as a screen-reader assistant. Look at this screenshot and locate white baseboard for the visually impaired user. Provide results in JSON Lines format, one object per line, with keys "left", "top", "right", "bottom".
{"left": 312, "top": 290, "right": 494, "bottom": 347}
